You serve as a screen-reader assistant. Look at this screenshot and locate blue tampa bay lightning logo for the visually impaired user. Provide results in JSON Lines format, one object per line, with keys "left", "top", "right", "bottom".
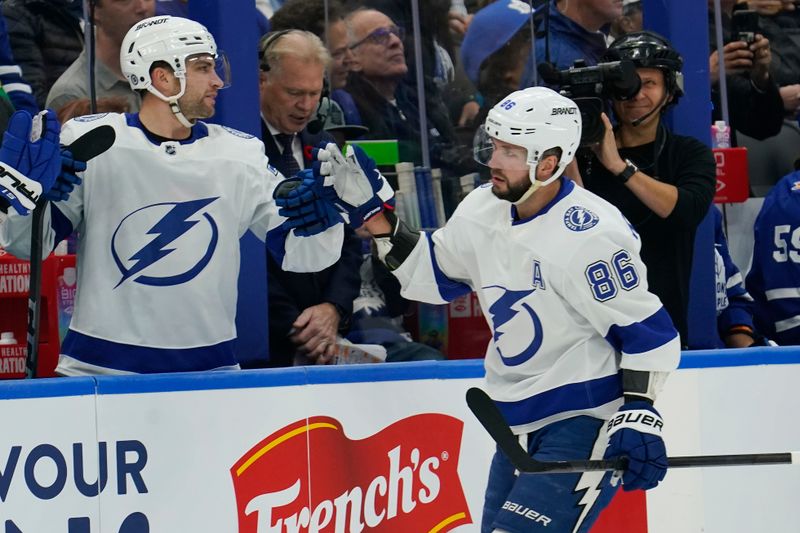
{"left": 484, "top": 285, "right": 543, "bottom": 366}
{"left": 564, "top": 206, "right": 599, "bottom": 232}
{"left": 111, "top": 198, "right": 219, "bottom": 288}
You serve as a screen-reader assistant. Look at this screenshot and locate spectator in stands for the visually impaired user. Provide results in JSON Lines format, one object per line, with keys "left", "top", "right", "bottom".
{"left": 708, "top": 0, "right": 783, "bottom": 148}
{"left": 47, "top": 0, "right": 156, "bottom": 122}
{"left": 269, "top": 0, "right": 363, "bottom": 129}
{"left": 0, "top": 15, "right": 37, "bottom": 118}
{"left": 577, "top": 32, "right": 716, "bottom": 346}
{"left": 344, "top": 7, "right": 459, "bottom": 167}
{"left": 730, "top": 0, "right": 800, "bottom": 195}
{"left": 256, "top": 30, "right": 363, "bottom": 367}
{"left": 535, "top": 0, "right": 621, "bottom": 70}
{"left": 460, "top": 0, "right": 532, "bottom": 126}
{"left": 2, "top": 0, "right": 84, "bottom": 109}
{"left": 608, "top": 0, "right": 642, "bottom": 43}
{"left": 746, "top": 170, "right": 800, "bottom": 345}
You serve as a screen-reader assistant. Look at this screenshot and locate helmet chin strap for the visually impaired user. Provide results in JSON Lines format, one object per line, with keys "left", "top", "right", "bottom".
{"left": 512, "top": 161, "right": 567, "bottom": 206}
{"left": 147, "top": 78, "right": 195, "bottom": 129}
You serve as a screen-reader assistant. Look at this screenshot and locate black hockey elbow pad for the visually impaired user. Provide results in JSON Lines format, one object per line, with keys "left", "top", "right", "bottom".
{"left": 374, "top": 210, "right": 420, "bottom": 271}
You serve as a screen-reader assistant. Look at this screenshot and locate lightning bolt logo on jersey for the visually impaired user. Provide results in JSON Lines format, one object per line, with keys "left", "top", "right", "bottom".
{"left": 111, "top": 197, "right": 219, "bottom": 288}
{"left": 0, "top": 112, "right": 345, "bottom": 375}
{"left": 389, "top": 178, "right": 680, "bottom": 434}
{"left": 484, "top": 286, "right": 543, "bottom": 366}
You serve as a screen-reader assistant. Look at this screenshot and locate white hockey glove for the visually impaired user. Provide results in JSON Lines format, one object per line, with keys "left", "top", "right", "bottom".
{"left": 311, "top": 142, "right": 394, "bottom": 227}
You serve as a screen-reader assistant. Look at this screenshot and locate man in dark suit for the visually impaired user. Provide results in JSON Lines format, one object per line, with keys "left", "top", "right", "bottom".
{"left": 257, "top": 29, "right": 362, "bottom": 366}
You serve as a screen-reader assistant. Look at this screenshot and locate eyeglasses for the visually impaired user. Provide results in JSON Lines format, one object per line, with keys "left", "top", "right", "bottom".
{"left": 349, "top": 25, "right": 405, "bottom": 50}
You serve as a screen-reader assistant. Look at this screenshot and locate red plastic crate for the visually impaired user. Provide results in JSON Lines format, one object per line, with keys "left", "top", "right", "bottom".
{"left": 0, "top": 249, "right": 75, "bottom": 378}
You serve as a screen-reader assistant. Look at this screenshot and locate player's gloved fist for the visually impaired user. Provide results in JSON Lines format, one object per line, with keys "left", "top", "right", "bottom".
{"left": 311, "top": 142, "right": 395, "bottom": 227}
{"left": 274, "top": 169, "right": 343, "bottom": 237}
{"left": 603, "top": 401, "right": 668, "bottom": 491}
{"left": 43, "top": 149, "right": 86, "bottom": 202}
{"left": 0, "top": 109, "right": 61, "bottom": 214}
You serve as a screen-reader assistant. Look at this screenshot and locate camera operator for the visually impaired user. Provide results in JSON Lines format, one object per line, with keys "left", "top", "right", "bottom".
{"left": 577, "top": 31, "right": 716, "bottom": 346}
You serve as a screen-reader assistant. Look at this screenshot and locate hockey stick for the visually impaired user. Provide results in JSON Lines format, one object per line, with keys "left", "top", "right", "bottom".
{"left": 466, "top": 387, "right": 798, "bottom": 473}
{"left": 26, "top": 125, "right": 116, "bottom": 378}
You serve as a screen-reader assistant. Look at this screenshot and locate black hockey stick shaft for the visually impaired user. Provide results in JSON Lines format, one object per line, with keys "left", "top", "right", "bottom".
{"left": 466, "top": 387, "right": 797, "bottom": 474}
{"left": 26, "top": 125, "right": 116, "bottom": 378}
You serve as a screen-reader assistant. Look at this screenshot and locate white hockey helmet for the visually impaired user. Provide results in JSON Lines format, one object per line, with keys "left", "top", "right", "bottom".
{"left": 475, "top": 86, "right": 581, "bottom": 203}
{"left": 121, "top": 16, "right": 229, "bottom": 126}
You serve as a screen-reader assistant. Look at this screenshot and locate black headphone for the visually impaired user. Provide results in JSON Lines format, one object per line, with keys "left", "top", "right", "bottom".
{"left": 258, "top": 30, "right": 331, "bottom": 134}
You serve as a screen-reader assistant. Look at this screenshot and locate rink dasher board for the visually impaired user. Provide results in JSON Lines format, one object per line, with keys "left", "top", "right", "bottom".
{"left": 0, "top": 349, "right": 797, "bottom": 533}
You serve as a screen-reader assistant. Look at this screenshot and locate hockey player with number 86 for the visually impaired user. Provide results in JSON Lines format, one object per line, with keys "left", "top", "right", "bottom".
{"left": 276, "top": 86, "right": 681, "bottom": 533}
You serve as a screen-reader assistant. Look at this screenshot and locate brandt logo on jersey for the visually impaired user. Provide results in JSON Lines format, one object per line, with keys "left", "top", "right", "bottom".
{"left": 564, "top": 206, "right": 599, "bottom": 232}
{"left": 484, "top": 286, "right": 543, "bottom": 366}
{"left": 111, "top": 197, "right": 220, "bottom": 288}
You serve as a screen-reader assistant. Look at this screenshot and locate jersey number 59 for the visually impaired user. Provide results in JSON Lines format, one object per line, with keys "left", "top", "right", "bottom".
{"left": 585, "top": 250, "right": 640, "bottom": 302}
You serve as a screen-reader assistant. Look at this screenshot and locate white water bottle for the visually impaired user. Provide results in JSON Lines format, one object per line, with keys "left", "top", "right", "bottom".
{"left": 711, "top": 120, "right": 731, "bottom": 149}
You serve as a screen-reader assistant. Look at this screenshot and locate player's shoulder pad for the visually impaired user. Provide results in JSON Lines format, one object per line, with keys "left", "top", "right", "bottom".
{"left": 219, "top": 125, "right": 255, "bottom": 140}
{"left": 72, "top": 113, "right": 110, "bottom": 123}
{"left": 62, "top": 112, "right": 123, "bottom": 146}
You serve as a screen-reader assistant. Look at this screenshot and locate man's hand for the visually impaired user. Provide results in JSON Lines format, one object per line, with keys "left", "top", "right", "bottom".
{"left": 312, "top": 143, "right": 395, "bottom": 227}
{"left": 274, "top": 169, "right": 343, "bottom": 236}
{"left": 290, "top": 303, "right": 341, "bottom": 364}
{"left": 749, "top": 35, "right": 772, "bottom": 89}
{"left": 0, "top": 110, "right": 61, "bottom": 215}
{"left": 592, "top": 113, "right": 627, "bottom": 176}
{"left": 779, "top": 84, "right": 800, "bottom": 113}
{"left": 710, "top": 41, "right": 754, "bottom": 84}
{"left": 604, "top": 401, "right": 668, "bottom": 491}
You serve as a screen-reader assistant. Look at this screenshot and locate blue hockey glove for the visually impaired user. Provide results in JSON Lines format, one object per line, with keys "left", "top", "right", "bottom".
{"left": 43, "top": 149, "right": 87, "bottom": 202}
{"left": 274, "top": 169, "right": 343, "bottom": 237}
{"left": 312, "top": 142, "right": 395, "bottom": 227}
{"left": 0, "top": 109, "right": 61, "bottom": 214}
{"left": 604, "top": 401, "right": 668, "bottom": 491}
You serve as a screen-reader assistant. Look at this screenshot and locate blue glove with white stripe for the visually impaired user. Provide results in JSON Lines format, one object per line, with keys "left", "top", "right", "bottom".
{"left": 0, "top": 110, "right": 61, "bottom": 214}
{"left": 604, "top": 401, "right": 668, "bottom": 491}
{"left": 274, "top": 169, "right": 343, "bottom": 236}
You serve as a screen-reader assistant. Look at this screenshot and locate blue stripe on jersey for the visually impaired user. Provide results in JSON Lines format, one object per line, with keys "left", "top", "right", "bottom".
{"left": 50, "top": 204, "right": 74, "bottom": 246}
{"left": 495, "top": 374, "right": 622, "bottom": 426}
{"left": 265, "top": 220, "right": 291, "bottom": 265}
{"left": 125, "top": 113, "right": 209, "bottom": 145}
{"left": 604, "top": 307, "right": 678, "bottom": 355}
{"left": 428, "top": 235, "right": 472, "bottom": 301}
{"left": 60, "top": 330, "right": 237, "bottom": 373}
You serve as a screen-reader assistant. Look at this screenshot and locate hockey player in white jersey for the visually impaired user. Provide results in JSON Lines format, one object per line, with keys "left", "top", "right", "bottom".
{"left": 0, "top": 16, "right": 344, "bottom": 376}
{"left": 279, "top": 86, "right": 681, "bottom": 532}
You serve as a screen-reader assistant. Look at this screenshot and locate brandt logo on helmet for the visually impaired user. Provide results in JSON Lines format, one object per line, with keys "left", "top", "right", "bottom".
{"left": 134, "top": 17, "right": 169, "bottom": 31}
{"left": 230, "top": 414, "right": 472, "bottom": 533}
{"left": 564, "top": 206, "right": 599, "bottom": 231}
{"left": 551, "top": 107, "right": 578, "bottom": 115}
